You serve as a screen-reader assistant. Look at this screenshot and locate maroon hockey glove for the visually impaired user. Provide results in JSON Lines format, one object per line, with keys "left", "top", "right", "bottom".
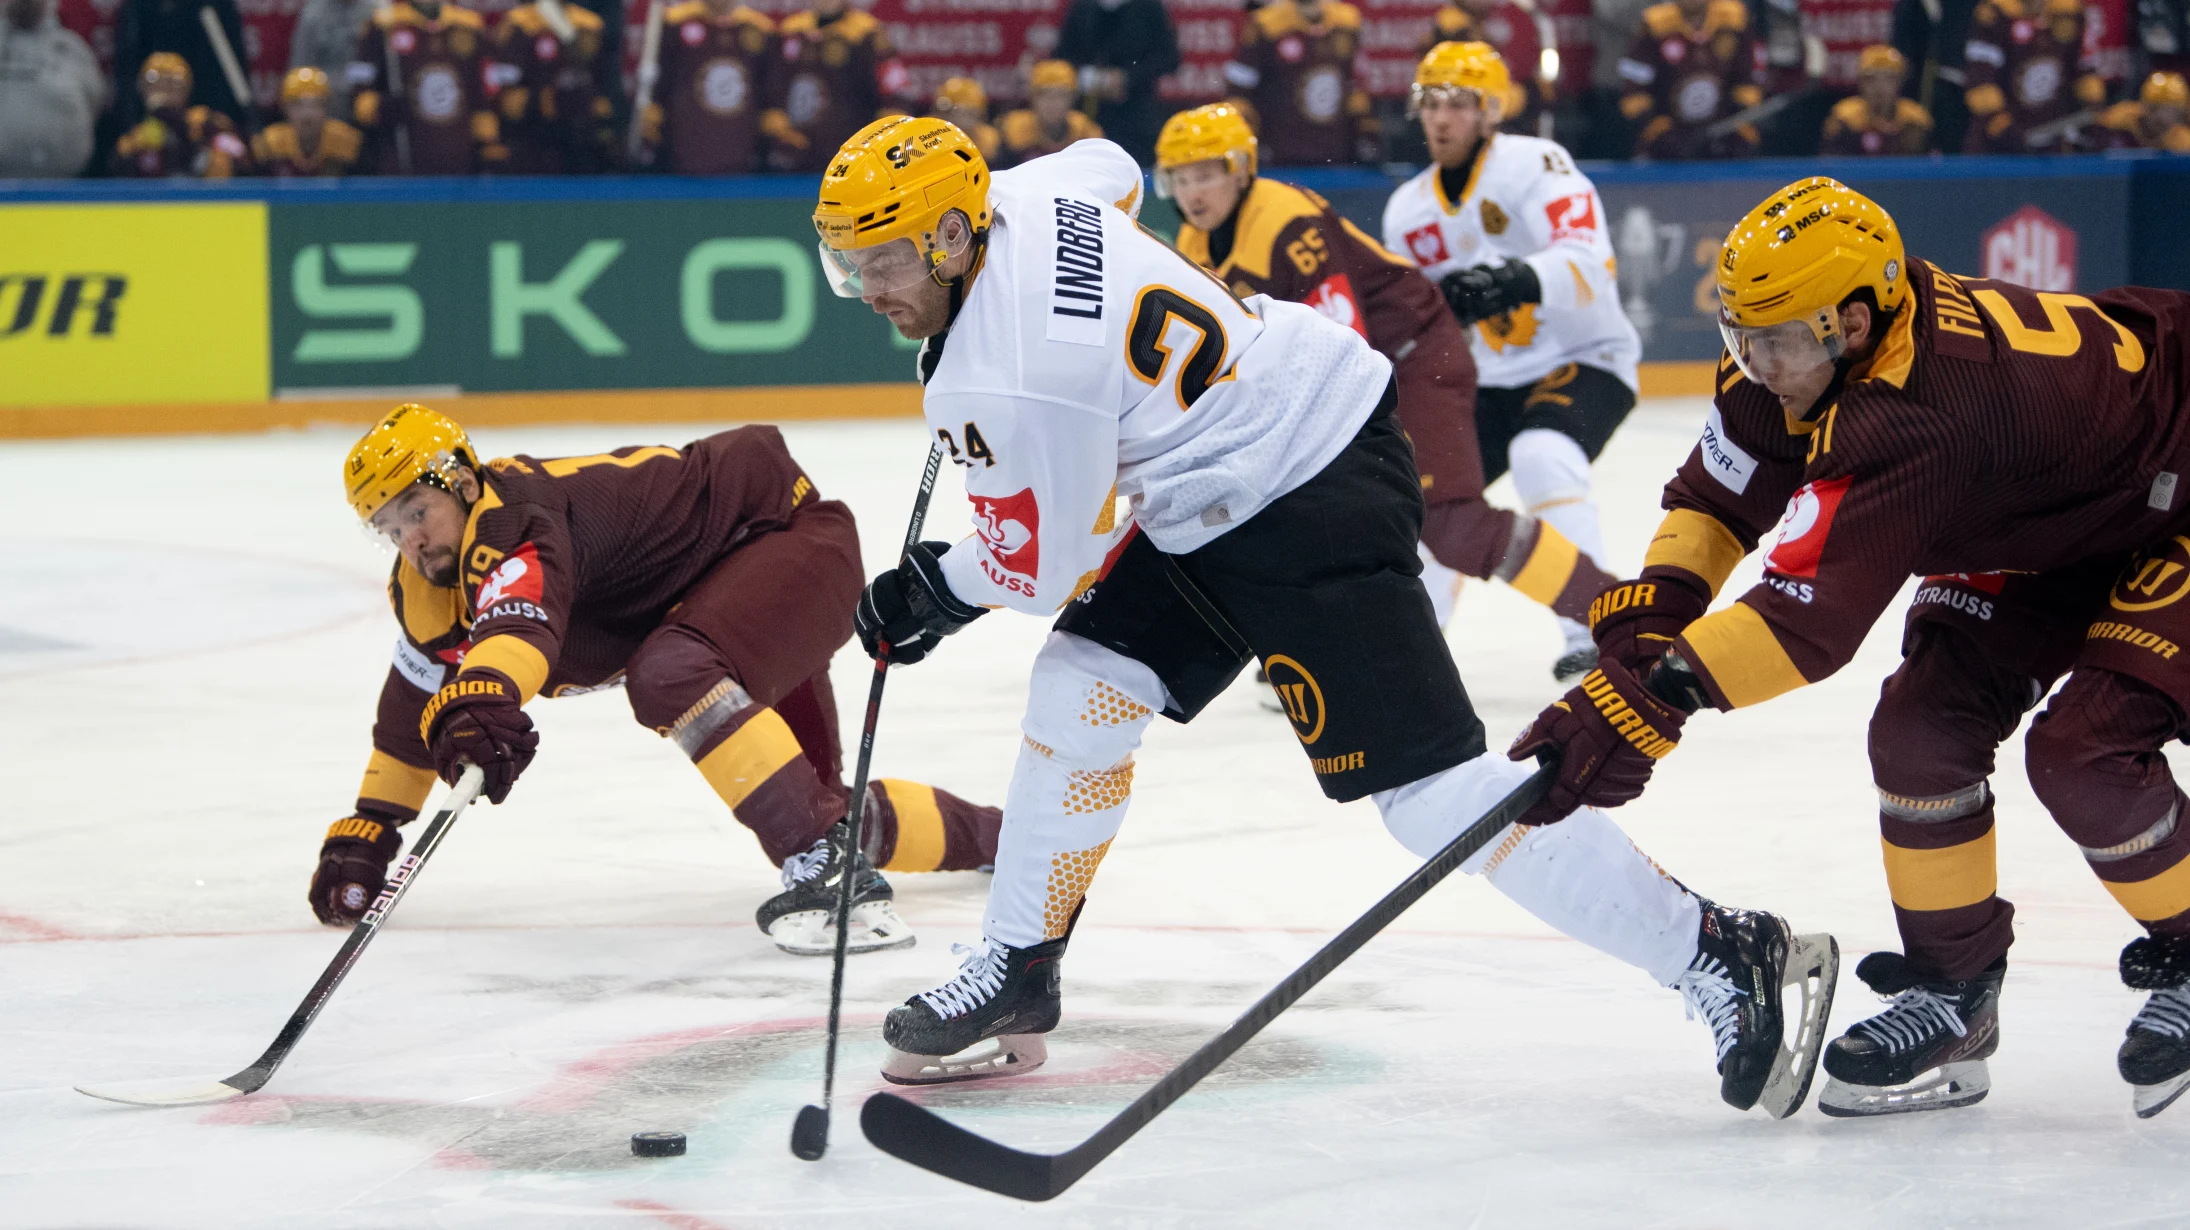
{"left": 308, "top": 812, "right": 403, "bottom": 925}
{"left": 1507, "top": 658, "right": 1687, "bottom": 825}
{"left": 420, "top": 668, "right": 538, "bottom": 804}
{"left": 1590, "top": 575, "right": 1710, "bottom": 675}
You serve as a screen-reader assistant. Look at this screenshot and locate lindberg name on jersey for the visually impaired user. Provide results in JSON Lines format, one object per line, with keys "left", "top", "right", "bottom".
{"left": 1052, "top": 197, "right": 1105, "bottom": 321}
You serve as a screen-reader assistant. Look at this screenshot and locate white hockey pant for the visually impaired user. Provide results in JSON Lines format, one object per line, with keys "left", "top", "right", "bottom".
{"left": 1375, "top": 754, "right": 1700, "bottom": 985}
{"left": 1508, "top": 427, "right": 1608, "bottom": 570}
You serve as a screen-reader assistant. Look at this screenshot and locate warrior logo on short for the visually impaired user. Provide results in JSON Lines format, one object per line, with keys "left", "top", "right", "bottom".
{"left": 1262, "top": 654, "right": 1326, "bottom": 745}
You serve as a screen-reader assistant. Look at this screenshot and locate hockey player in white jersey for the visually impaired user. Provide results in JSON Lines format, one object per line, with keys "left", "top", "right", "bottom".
{"left": 813, "top": 115, "right": 1836, "bottom": 1117}
{"left": 1383, "top": 42, "right": 1643, "bottom": 679}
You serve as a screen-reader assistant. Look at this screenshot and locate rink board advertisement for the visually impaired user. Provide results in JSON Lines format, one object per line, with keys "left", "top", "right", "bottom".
{"left": 265, "top": 198, "right": 916, "bottom": 396}
{"left": 0, "top": 203, "right": 270, "bottom": 408}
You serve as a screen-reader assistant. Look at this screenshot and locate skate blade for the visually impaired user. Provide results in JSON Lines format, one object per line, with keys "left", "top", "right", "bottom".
{"left": 880, "top": 1033, "right": 1048, "bottom": 1085}
{"left": 1818, "top": 1060, "right": 1990, "bottom": 1117}
{"left": 2133, "top": 1069, "right": 2190, "bottom": 1119}
{"left": 767, "top": 900, "right": 916, "bottom": 956}
{"left": 1756, "top": 932, "right": 1839, "bottom": 1119}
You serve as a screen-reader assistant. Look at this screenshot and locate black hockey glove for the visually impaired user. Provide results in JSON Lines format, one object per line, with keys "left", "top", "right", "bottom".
{"left": 856, "top": 540, "right": 986, "bottom": 665}
{"left": 1440, "top": 259, "right": 1543, "bottom": 326}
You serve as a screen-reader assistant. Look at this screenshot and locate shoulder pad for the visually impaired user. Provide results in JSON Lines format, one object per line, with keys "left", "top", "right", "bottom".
{"left": 325, "top": 120, "right": 364, "bottom": 156}
{"left": 373, "top": 4, "right": 413, "bottom": 28}
{"left": 1434, "top": 4, "right": 1473, "bottom": 35}
{"left": 1706, "top": 0, "right": 1748, "bottom": 32}
{"left": 1071, "top": 111, "right": 1103, "bottom": 138}
{"left": 1000, "top": 109, "right": 1038, "bottom": 146}
{"left": 2042, "top": 0, "right": 2080, "bottom": 15}
{"left": 502, "top": 6, "right": 543, "bottom": 32}
{"left": 1896, "top": 98, "right": 1933, "bottom": 125}
{"left": 663, "top": 0, "right": 705, "bottom": 19}
{"left": 1976, "top": 0, "right": 2019, "bottom": 21}
{"left": 830, "top": 9, "right": 880, "bottom": 38}
{"left": 779, "top": 11, "right": 816, "bottom": 34}
{"left": 1228, "top": 178, "right": 1326, "bottom": 279}
{"left": 444, "top": 6, "right": 487, "bottom": 29}
{"left": 1322, "top": 3, "right": 1362, "bottom": 29}
{"left": 1642, "top": 4, "right": 1687, "bottom": 37}
{"left": 567, "top": 4, "right": 604, "bottom": 28}
{"left": 254, "top": 123, "right": 294, "bottom": 157}
{"left": 1253, "top": 2, "right": 1305, "bottom": 38}
{"left": 1829, "top": 96, "right": 1866, "bottom": 123}
{"left": 2164, "top": 125, "right": 2190, "bottom": 153}
{"left": 733, "top": 4, "right": 773, "bottom": 27}
{"left": 2102, "top": 101, "right": 2142, "bottom": 129}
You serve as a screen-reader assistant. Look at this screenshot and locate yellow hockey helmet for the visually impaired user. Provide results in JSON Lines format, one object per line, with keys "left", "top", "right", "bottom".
{"left": 935, "top": 75, "right": 987, "bottom": 117}
{"left": 282, "top": 65, "right": 333, "bottom": 105}
{"left": 1029, "top": 58, "right": 1077, "bottom": 92}
{"left": 813, "top": 116, "right": 991, "bottom": 299}
{"left": 1153, "top": 103, "right": 1257, "bottom": 198}
{"left": 1412, "top": 41, "right": 1510, "bottom": 122}
{"left": 1856, "top": 44, "right": 1905, "bottom": 77}
{"left": 140, "top": 52, "right": 192, "bottom": 91}
{"left": 2143, "top": 71, "right": 2189, "bottom": 108}
{"left": 343, "top": 403, "right": 479, "bottom": 523}
{"left": 1716, "top": 177, "right": 1906, "bottom": 385}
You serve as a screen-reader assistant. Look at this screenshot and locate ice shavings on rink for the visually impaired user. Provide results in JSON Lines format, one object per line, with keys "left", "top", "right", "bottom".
{"left": 5, "top": 409, "right": 2190, "bottom": 1227}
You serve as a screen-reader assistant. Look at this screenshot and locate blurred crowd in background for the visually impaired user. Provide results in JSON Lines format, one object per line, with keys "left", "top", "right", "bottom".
{"left": 3, "top": 0, "right": 2188, "bottom": 179}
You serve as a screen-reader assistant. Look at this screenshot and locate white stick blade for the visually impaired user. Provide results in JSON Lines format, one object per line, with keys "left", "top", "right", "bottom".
{"left": 75, "top": 1075, "right": 246, "bottom": 1107}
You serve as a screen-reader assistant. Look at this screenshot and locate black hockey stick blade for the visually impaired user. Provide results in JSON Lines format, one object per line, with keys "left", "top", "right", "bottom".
{"left": 76, "top": 767, "right": 485, "bottom": 1107}
{"left": 790, "top": 1103, "right": 830, "bottom": 1160}
{"left": 861, "top": 756, "right": 1557, "bottom": 1200}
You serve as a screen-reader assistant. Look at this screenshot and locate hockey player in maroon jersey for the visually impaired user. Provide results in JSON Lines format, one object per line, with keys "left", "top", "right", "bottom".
{"left": 993, "top": 58, "right": 1102, "bottom": 168}
{"left": 349, "top": 0, "right": 507, "bottom": 173}
{"left": 489, "top": 0, "right": 617, "bottom": 173}
{"left": 642, "top": 0, "right": 775, "bottom": 174}
{"left": 252, "top": 66, "right": 365, "bottom": 177}
{"left": 1511, "top": 176, "right": 2190, "bottom": 1118}
{"left": 1961, "top": 0, "right": 2104, "bottom": 152}
{"left": 1817, "top": 45, "right": 1934, "bottom": 155}
{"left": 1615, "top": 0, "right": 1765, "bottom": 158}
{"left": 758, "top": 0, "right": 908, "bottom": 173}
{"left": 327, "top": 406, "right": 1003, "bottom": 955}
{"left": 112, "top": 52, "right": 250, "bottom": 177}
{"left": 1158, "top": 102, "right": 1619, "bottom": 670}
{"left": 1221, "top": 0, "right": 1375, "bottom": 165}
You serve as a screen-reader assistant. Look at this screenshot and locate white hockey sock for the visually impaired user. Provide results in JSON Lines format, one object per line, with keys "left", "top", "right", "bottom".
{"left": 982, "top": 633, "right": 1165, "bottom": 949}
{"left": 1508, "top": 428, "right": 1609, "bottom": 570}
{"left": 1418, "top": 541, "right": 1463, "bottom": 629}
{"left": 1375, "top": 754, "right": 1700, "bottom": 986}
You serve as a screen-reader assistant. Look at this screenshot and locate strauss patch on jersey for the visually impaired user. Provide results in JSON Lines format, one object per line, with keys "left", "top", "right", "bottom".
{"left": 473, "top": 542, "right": 550, "bottom": 623}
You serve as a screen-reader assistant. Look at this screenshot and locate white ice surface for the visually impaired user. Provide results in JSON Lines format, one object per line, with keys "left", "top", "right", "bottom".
{"left": 5, "top": 406, "right": 2190, "bottom": 1227}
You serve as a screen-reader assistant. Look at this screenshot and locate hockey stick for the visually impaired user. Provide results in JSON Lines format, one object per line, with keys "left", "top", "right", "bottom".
{"left": 375, "top": 0, "right": 414, "bottom": 174}
{"left": 860, "top": 754, "right": 1558, "bottom": 1200}
{"left": 76, "top": 765, "right": 486, "bottom": 1107}
{"left": 791, "top": 440, "right": 947, "bottom": 1161}
{"left": 197, "top": 6, "right": 256, "bottom": 134}
{"left": 625, "top": 0, "right": 665, "bottom": 165}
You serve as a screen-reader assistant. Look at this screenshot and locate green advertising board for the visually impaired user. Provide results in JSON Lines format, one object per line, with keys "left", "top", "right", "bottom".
{"left": 268, "top": 197, "right": 917, "bottom": 395}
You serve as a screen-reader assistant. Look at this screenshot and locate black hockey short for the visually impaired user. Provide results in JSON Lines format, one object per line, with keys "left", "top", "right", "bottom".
{"left": 1475, "top": 361, "right": 1636, "bottom": 486}
{"left": 1055, "top": 380, "right": 1488, "bottom": 803}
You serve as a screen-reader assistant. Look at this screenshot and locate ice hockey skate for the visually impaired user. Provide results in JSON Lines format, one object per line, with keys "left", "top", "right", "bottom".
{"left": 880, "top": 935, "right": 1064, "bottom": 1085}
{"left": 1818, "top": 952, "right": 2003, "bottom": 1117}
{"left": 1551, "top": 618, "right": 1599, "bottom": 686}
{"left": 2117, "top": 935, "right": 2190, "bottom": 1117}
{"left": 754, "top": 824, "right": 913, "bottom": 956}
{"left": 1669, "top": 901, "right": 1838, "bottom": 1117}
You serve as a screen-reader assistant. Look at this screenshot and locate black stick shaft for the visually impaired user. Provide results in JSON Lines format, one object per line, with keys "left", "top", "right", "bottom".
{"left": 816, "top": 443, "right": 945, "bottom": 1115}
{"left": 225, "top": 766, "right": 484, "bottom": 1094}
{"left": 861, "top": 756, "right": 1556, "bottom": 1200}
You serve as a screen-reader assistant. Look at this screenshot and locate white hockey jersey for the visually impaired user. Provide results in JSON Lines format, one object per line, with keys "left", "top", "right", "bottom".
{"left": 1380, "top": 134, "right": 1640, "bottom": 393}
{"left": 926, "top": 139, "right": 1393, "bottom": 616}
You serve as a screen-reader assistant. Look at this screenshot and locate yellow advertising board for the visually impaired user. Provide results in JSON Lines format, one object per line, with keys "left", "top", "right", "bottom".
{"left": 0, "top": 203, "right": 269, "bottom": 407}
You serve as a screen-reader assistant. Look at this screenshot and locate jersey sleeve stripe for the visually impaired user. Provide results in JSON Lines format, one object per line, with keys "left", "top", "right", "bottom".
{"left": 1643, "top": 508, "right": 1747, "bottom": 595}
{"left": 1508, "top": 521, "right": 1580, "bottom": 606}
{"left": 1675, "top": 600, "right": 1809, "bottom": 708}
{"left": 463, "top": 633, "right": 552, "bottom": 703}
{"left": 358, "top": 748, "right": 439, "bottom": 811}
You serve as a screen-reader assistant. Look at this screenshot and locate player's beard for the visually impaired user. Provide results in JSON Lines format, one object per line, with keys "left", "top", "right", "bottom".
{"left": 420, "top": 545, "right": 460, "bottom": 588}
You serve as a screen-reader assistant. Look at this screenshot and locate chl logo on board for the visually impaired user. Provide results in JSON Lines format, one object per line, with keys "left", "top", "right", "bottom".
{"left": 0, "top": 274, "right": 127, "bottom": 338}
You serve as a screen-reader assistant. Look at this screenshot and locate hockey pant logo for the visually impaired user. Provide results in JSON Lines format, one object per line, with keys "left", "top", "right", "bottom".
{"left": 1262, "top": 654, "right": 1327, "bottom": 745}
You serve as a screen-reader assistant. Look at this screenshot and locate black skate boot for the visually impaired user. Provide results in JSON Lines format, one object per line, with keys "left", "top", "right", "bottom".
{"left": 2118, "top": 935, "right": 2190, "bottom": 1118}
{"left": 1818, "top": 952, "right": 2003, "bottom": 1117}
{"left": 754, "top": 822, "right": 912, "bottom": 956}
{"left": 1552, "top": 618, "right": 1598, "bottom": 685}
{"left": 880, "top": 935, "right": 1065, "bottom": 1085}
{"left": 1671, "top": 901, "right": 1839, "bottom": 1117}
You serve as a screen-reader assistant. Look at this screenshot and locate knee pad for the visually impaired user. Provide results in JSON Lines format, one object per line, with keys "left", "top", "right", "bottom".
{"left": 1506, "top": 428, "right": 1592, "bottom": 511}
{"left": 1020, "top": 632, "right": 1165, "bottom": 773}
{"left": 2026, "top": 670, "right": 2183, "bottom": 853}
{"left": 625, "top": 627, "right": 745, "bottom": 755}
{"left": 1867, "top": 624, "right": 2029, "bottom": 800}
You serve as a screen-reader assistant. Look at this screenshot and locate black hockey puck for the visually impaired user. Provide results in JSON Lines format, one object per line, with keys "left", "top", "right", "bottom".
{"left": 631, "top": 1131, "right": 686, "bottom": 1158}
